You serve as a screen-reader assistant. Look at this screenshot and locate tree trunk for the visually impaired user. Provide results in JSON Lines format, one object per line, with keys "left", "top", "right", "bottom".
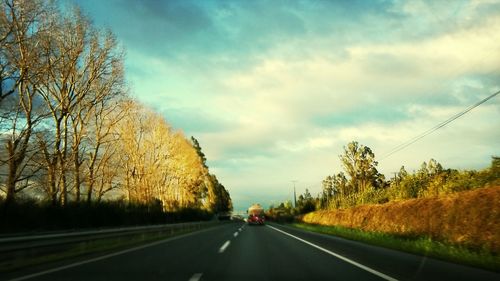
{"left": 48, "top": 166, "right": 58, "bottom": 206}
{"left": 4, "top": 108, "right": 33, "bottom": 205}
{"left": 87, "top": 168, "right": 94, "bottom": 203}
{"left": 5, "top": 142, "right": 17, "bottom": 206}
{"left": 60, "top": 173, "right": 68, "bottom": 206}
{"left": 74, "top": 158, "right": 81, "bottom": 202}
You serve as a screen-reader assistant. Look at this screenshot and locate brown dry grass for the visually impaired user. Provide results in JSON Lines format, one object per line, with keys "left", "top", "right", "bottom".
{"left": 302, "top": 186, "right": 500, "bottom": 253}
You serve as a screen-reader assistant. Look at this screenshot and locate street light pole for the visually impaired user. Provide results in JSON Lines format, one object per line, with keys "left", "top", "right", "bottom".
{"left": 291, "top": 180, "right": 297, "bottom": 207}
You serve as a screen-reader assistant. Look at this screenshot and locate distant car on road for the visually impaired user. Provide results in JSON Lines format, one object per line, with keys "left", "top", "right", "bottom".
{"left": 230, "top": 214, "right": 244, "bottom": 221}
{"left": 247, "top": 204, "right": 265, "bottom": 225}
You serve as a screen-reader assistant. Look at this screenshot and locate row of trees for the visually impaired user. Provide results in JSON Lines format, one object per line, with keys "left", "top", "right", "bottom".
{"left": 385, "top": 157, "right": 498, "bottom": 200}
{"left": 0, "top": 0, "right": 231, "bottom": 215}
{"left": 268, "top": 141, "right": 498, "bottom": 217}
{"left": 266, "top": 189, "right": 316, "bottom": 222}
{"left": 318, "top": 141, "right": 499, "bottom": 210}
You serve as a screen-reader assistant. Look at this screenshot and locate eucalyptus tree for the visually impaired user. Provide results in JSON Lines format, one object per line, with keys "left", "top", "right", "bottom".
{"left": 340, "top": 141, "right": 382, "bottom": 195}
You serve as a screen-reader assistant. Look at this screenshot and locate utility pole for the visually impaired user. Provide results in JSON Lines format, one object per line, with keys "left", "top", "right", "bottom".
{"left": 291, "top": 180, "right": 297, "bottom": 208}
{"left": 392, "top": 172, "right": 399, "bottom": 187}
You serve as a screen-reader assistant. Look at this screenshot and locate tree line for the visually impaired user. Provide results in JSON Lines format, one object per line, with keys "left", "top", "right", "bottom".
{"left": 0, "top": 0, "right": 231, "bottom": 221}
{"left": 268, "top": 141, "right": 499, "bottom": 218}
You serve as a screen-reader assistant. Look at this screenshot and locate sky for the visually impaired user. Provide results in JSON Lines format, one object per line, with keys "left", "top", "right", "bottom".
{"left": 69, "top": 0, "right": 500, "bottom": 211}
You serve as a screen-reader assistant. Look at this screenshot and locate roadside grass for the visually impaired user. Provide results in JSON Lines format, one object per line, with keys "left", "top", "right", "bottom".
{"left": 290, "top": 222, "right": 500, "bottom": 272}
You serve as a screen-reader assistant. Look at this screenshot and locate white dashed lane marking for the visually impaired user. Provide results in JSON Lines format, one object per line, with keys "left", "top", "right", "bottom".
{"left": 218, "top": 240, "right": 231, "bottom": 253}
{"left": 188, "top": 273, "right": 203, "bottom": 281}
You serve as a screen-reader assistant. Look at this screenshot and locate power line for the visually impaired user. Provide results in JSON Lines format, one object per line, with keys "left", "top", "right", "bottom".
{"left": 380, "top": 90, "right": 500, "bottom": 160}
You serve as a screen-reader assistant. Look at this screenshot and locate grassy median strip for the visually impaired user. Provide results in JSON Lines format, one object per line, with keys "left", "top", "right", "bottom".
{"left": 290, "top": 222, "right": 499, "bottom": 272}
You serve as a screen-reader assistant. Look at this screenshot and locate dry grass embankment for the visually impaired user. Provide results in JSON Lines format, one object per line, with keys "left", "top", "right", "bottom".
{"left": 301, "top": 186, "right": 500, "bottom": 253}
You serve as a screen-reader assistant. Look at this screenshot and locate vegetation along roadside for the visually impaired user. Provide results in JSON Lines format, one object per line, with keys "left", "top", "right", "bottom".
{"left": 266, "top": 143, "right": 499, "bottom": 272}
{"left": 290, "top": 185, "right": 500, "bottom": 272}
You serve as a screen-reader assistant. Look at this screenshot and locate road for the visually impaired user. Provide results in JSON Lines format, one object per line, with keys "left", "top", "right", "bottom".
{"left": 4, "top": 222, "right": 499, "bottom": 281}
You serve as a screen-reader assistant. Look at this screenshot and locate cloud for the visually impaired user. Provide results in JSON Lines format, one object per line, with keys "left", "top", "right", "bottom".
{"left": 71, "top": 0, "right": 500, "bottom": 210}
{"left": 200, "top": 8, "right": 499, "bottom": 209}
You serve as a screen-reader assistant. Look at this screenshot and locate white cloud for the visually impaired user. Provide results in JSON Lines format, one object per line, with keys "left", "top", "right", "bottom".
{"left": 111, "top": 1, "right": 500, "bottom": 210}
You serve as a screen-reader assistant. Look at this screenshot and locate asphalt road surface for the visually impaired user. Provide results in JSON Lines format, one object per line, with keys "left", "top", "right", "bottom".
{"left": 4, "top": 222, "right": 499, "bottom": 281}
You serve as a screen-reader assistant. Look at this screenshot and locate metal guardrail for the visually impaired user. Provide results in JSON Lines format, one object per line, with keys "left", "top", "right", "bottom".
{"left": 0, "top": 221, "right": 218, "bottom": 250}
{"left": 0, "top": 220, "right": 223, "bottom": 272}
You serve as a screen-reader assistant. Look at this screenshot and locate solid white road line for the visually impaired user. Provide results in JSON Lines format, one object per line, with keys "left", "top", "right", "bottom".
{"left": 266, "top": 225, "right": 399, "bottom": 281}
{"left": 188, "top": 273, "right": 203, "bottom": 281}
{"left": 218, "top": 240, "right": 231, "bottom": 253}
{"left": 233, "top": 232, "right": 239, "bottom": 237}
{"left": 7, "top": 228, "right": 215, "bottom": 281}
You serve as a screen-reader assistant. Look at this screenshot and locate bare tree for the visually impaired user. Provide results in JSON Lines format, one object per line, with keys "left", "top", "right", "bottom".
{"left": 0, "top": 1, "right": 229, "bottom": 217}
{"left": 70, "top": 29, "right": 125, "bottom": 203}
{"left": 0, "top": 0, "right": 51, "bottom": 204}
{"left": 85, "top": 97, "right": 126, "bottom": 203}
{"left": 35, "top": 6, "right": 125, "bottom": 205}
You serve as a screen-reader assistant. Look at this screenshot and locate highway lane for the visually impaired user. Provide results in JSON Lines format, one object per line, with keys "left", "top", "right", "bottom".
{"left": 266, "top": 224, "right": 499, "bottom": 281}
{"left": 4, "top": 222, "right": 499, "bottom": 281}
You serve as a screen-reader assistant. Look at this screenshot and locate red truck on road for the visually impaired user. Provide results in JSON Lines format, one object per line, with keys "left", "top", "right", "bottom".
{"left": 247, "top": 204, "right": 265, "bottom": 225}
